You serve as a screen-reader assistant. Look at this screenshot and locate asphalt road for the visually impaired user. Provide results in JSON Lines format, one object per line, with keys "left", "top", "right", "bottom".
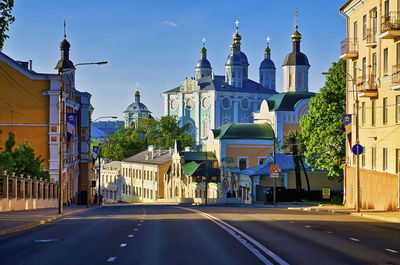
{"left": 0, "top": 205, "right": 399, "bottom": 265}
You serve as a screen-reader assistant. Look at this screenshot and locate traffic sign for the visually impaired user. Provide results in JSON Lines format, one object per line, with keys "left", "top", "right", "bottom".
{"left": 322, "top": 187, "right": 331, "bottom": 199}
{"left": 270, "top": 164, "right": 279, "bottom": 178}
{"left": 352, "top": 144, "right": 363, "bottom": 155}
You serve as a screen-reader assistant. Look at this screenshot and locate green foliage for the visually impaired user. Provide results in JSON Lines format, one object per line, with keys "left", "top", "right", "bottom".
{"left": 102, "top": 116, "right": 194, "bottom": 161}
{"left": 0, "top": 0, "right": 15, "bottom": 50}
{"left": 0, "top": 132, "right": 48, "bottom": 179}
{"left": 282, "top": 130, "right": 303, "bottom": 190}
{"left": 300, "top": 59, "right": 347, "bottom": 182}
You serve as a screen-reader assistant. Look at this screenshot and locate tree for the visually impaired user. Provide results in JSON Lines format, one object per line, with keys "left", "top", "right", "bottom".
{"left": 157, "top": 116, "right": 194, "bottom": 150}
{"left": 0, "top": 132, "right": 47, "bottom": 179}
{"left": 282, "top": 130, "right": 311, "bottom": 192}
{"left": 0, "top": 0, "right": 15, "bottom": 50}
{"left": 300, "top": 59, "right": 346, "bottom": 182}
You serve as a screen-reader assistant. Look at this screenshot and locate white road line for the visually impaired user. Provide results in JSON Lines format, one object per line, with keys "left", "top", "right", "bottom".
{"left": 107, "top": 257, "right": 116, "bottom": 262}
{"left": 140, "top": 220, "right": 144, "bottom": 222}
{"left": 385, "top": 248, "right": 398, "bottom": 253}
{"left": 128, "top": 234, "right": 134, "bottom": 238}
{"left": 325, "top": 231, "right": 332, "bottom": 234}
{"left": 120, "top": 243, "right": 127, "bottom": 247}
{"left": 304, "top": 225, "right": 311, "bottom": 228}
{"left": 349, "top": 238, "right": 360, "bottom": 242}
{"left": 179, "top": 207, "right": 289, "bottom": 265}
{"left": 134, "top": 228, "right": 139, "bottom": 231}
{"left": 34, "top": 239, "right": 59, "bottom": 243}
{"left": 289, "top": 221, "right": 294, "bottom": 224}
{"left": 137, "top": 223, "right": 142, "bottom": 226}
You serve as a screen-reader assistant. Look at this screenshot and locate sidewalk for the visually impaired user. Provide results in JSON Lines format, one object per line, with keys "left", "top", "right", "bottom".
{"left": 287, "top": 204, "right": 400, "bottom": 223}
{"left": 0, "top": 205, "right": 97, "bottom": 237}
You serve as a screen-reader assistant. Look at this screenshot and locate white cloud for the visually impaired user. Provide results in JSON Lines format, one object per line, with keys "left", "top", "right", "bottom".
{"left": 163, "top": 20, "right": 178, "bottom": 27}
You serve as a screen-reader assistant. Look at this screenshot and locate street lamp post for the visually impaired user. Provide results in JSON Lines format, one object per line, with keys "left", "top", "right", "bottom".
{"left": 322, "top": 71, "right": 360, "bottom": 212}
{"left": 93, "top": 116, "right": 118, "bottom": 206}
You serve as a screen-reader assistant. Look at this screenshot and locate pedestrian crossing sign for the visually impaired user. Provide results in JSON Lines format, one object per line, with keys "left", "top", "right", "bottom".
{"left": 270, "top": 164, "right": 279, "bottom": 178}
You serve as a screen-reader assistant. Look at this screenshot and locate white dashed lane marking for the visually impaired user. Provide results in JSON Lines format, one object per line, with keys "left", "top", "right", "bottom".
{"left": 385, "top": 248, "right": 398, "bottom": 253}
{"left": 107, "top": 257, "right": 116, "bottom": 262}
{"left": 304, "top": 225, "right": 311, "bottom": 228}
{"left": 137, "top": 223, "right": 142, "bottom": 226}
{"left": 120, "top": 243, "right": 127, "bottom": 247}
{"left": 128, "top": 234, "right": 134, "bottom": 238}
{"left": 325, "top": 231, "right": 332, "bottom": 234}
{"left": 134, "top": 228, "right": 139, "bottom": 231}
{"left": 349, "top": 238, "right": 360, "bottom": 242}
{"left": 289, "top": 221, "right": 294, "bottom": 224}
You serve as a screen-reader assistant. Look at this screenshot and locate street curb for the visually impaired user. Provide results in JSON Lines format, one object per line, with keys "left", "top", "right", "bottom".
{"left": 0, "top": 206, "right": 99, "bottom": 237}
{"left": 287, "top": 207, "right": 400, "bottom": 223}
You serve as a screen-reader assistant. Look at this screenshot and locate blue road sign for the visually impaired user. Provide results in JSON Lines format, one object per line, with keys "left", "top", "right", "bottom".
{"left": 352, "top": 144, "right": 363, "bottom": 155}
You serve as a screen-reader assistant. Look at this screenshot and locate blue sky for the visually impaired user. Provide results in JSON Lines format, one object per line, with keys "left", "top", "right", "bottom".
{"left": 4, "top": 0, "right": 346, "bottom": 120}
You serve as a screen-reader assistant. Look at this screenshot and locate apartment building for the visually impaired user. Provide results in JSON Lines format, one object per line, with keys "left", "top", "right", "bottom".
{"left": 121, "top": 146, "right": 171, "bottom": 203}
{"left": 340, "top": 0, "right": 400, "bottom": 210}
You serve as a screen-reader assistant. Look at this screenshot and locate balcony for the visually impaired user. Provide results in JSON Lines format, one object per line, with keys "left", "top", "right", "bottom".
{"left": 340, "top": 38, "right": 358, "bottom": 60}
{"left": 357, "top": 73, "right": 378, "bottom": 98}
{"left": 380, "top": 12, "right": 400, "bottom": 39}
{"left": 365, "top": 28, "right": 377, "bottom": 47}
{"left": 392, "top": 64, "right": 400, "bottom": 89}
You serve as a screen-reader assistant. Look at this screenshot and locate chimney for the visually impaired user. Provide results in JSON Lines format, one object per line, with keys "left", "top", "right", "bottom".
{"left": 29, "top": 60, "right": 33, "bottom": 70}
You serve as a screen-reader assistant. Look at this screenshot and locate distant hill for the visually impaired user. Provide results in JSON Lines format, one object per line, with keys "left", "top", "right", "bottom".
{"left": 92, "top": 121, "right": 124, "bottom": 140}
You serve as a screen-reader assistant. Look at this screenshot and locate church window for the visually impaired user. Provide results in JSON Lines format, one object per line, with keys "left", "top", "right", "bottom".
{"left": 202, "top": 97, "right": 211, "bottom": 109}
{"left": 243, "top": 68, "right": 246, "bottom": 77}
{"left": 171, "top": 99, "right": 178, "bottom": 111}
{"left": 238, "top": 158, "right": 248, "bottom": 170}
{"left": 260, "top": 73, "right": 263, "bottom": 81}
{"left": 232, "top": 69, "right": 235, "bottom": 78}
{"left": 222, "top": 97, "right": 231, "bottom": 110}
{"left": 185, "top": 98, "right": 194, "bottom": 110}
{"left": 202, "top": 118, "right": 209, "bottom": 138}
{"left": 240, "top": 98, "right": 249, "bottom": 110}
{"left": 289, "top": 73, "right": 292, "bottom": 88}
{"left": 298, "top": 72, "right": 302, "bottom": 87}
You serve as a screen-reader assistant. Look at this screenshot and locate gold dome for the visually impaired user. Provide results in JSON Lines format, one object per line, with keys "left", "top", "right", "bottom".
{"left": 233, "top": 32, "right": 242, "bottom": 43}
{"left": 135, "top": 90, "right": 140, "bottom": 97}
{"left": 265, "top": 46, "right": 271, "bottom": 55}
{"left": 291, "top": 30, "right": 302, "bottom": 42}
{"left": 201, "top": 46, "right": 207, "bottom": 54}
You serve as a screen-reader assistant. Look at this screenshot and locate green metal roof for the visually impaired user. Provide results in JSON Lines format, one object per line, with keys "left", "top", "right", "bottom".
{"left": 222, "top": 157, "right": 234, "bottom": 163}
{"left": 267, "top": 92, "right": 315, "bottom": 111}
{"left": 182, "top": 161, "right": 200, "bottom": 176}
{"left": 181, "top": 161, "right": 221, "bottom": 177}
{"left": 212, "top": 123, "right": 274, "bottom": 140}
{"left": 180, "top": 152, "right": 217, "bottom": 161}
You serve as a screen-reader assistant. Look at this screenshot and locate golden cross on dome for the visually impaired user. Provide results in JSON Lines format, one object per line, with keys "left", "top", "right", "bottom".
{"left": 64, "top": 20, "right": 66, "bottom": 39}
{"left": 202, "top": 38, "right": 206, "bottom": 47}
{"left": 266, "top": 36, "right": 270, "bottom": 46}
{"left": 136, "top": 82, "right": 139, "bottom": 91}
{"left": 235, "top": 19, "right": 239, "bottom": 32}
{"left": 295, "top": 8, "right": 299, "bottom": 29}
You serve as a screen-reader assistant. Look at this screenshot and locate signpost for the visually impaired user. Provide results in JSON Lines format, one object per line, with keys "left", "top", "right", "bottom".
{"left": 352, "top": 144, "right": 363, "bottom": 155}
{"left": 322, "top": 187, "right": 331, "bottom": 200}
{"left": 270, "top": 164, "right": 279, "bottom": 178}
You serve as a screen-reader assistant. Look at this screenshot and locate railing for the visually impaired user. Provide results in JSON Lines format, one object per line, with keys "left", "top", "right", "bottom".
{"left": 393, "top": 64, "right": 400, "bottom": 84}
{"left": 366, "top": 28, "right": 377, "bottom": 44}
{"left": 341, "top": 38, "right": 358, "bottom": 56}
{"left": 381, "top": 11, "right": 400, "bottom": 32}
{"left": 357, "top": 73, "right": 377, "bottom": 91}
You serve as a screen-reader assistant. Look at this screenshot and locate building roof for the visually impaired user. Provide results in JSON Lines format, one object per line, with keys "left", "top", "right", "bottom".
{"left": 196, "top": 58, "right": 211, "bottom": 69}
{"left": 164, "top": 75, "right": 277, "bottom": 95}
{"left": 339, "top": 0, "right": 353, "bottom": 11}
{"left": 259, "top": 57, "right": 276, "bottom": 69}
{"left": 234, "top": 153, "right": 317, "bottom": 177}
{"left": 225, "top": 51, "right": 249, "bottom": 66}
{"left": 124, "top": 149, "right": 171, "bottom": 165}
{"left": 266, "top": 92, "right": 315, "bottom": 111}
{"left": 212, "top": 123, "right": 274, "bottom": 140}
{"left": 282, "top": 50, "right": 310, "bottom": 66}
{"left": 123, "top": 102, "right": 151, "bottom": 114}
{"left": 181, "top": 161, "right": 220, "bottom": 177}
{"left": 180, "top": 151, "right": 217, "bottom": 162}
{"left": 102, "top": 161, "right": 121, "bottom": 170}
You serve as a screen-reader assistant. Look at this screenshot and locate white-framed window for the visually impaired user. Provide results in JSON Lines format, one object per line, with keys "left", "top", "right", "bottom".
{"left": 258, "top": 157, "right": 267, "bottom": 165}
{"left": 238, "top": 157, "right": 248, "bottom": 170}
{"left": 383, "top": 148, "right": 388, "bottom": 171}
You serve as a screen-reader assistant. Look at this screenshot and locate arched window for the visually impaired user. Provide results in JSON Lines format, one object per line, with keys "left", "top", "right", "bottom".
{"left": 239, "top": 158, "right": 247, "bottom": 170}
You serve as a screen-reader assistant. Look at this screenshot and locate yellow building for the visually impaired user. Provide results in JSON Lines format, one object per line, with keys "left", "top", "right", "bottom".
{"left": 0, "top": 35, "right": 93, "bottom": 205}
{"left": 340, "top": 0, "right": 400, "bottom": 210}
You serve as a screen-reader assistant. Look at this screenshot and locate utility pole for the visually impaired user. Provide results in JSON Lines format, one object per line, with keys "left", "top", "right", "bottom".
{"left": 205, "top": 152, "right": 208, "bottom": 205}
{"left": 355, "top": 87, "right": 360, "bottom": 212}
{"left": 273, "top": 137, "right": 277, "bottom": 206}
{"left": 58, "top": 75, "right": 64, "bottom": 215}
{"left": 98, "top": 151, "right": 101, "bottom": 205}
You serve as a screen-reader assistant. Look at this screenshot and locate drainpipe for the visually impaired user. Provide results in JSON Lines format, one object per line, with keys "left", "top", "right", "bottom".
{"left": 339, "top": 7, "right": 350, "bottom": 206}
{"left": 398, "top": 172, "right": 400, "bottom": 209}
